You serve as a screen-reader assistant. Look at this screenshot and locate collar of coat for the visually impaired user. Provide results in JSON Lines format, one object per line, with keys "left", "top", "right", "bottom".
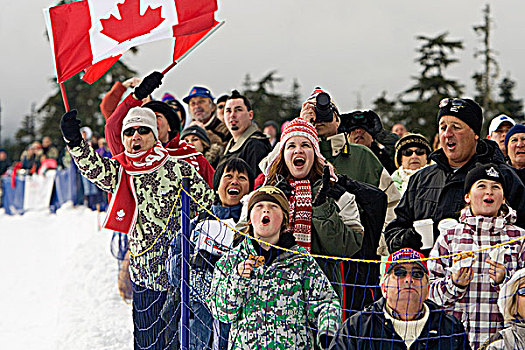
{"left": 323, "top": 133, "right": 371, "bottom": 157}
{"left": 224, "top": 124, "right": 266, "bottom": 153}
{"left": 459, "top": 206, "right": 516, "bottom": 230}
{"left": 430, "top": 138, "right": 505, "bottom": 173}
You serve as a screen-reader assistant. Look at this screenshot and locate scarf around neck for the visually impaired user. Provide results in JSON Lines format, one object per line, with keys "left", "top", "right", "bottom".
{"left": 103, "top": 142, "right": 169, "bottom": 234}
{"left": 288, "top": 179, "right": 312, "bottom": 252}
{"left": 164, "top": 134, "right": 203, "bottom": 171}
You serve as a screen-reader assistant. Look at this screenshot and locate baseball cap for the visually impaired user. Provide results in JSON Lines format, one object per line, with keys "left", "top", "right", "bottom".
{"left": 183, "top": 86, "right": 214, "bottom": 104}
{"left": 385, "top": 248, "right": 428, "bottom": 275}
{"left": 488, "top": 114, "right": 516, "bottom": 135}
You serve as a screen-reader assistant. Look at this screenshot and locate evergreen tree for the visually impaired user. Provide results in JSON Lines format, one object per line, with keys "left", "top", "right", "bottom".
{"left": 497, "top": 76, "right": 524, "bottom": 120}
{"left": 372, "top": 91, "right": 400, "bottom": 130}
{"left": 472, "top": 4, "right": 499, "bottom": 123}
{"left": 397, "top": 32, "right": 464, "bottom": 138}
{"left": 241, "top": 71, "right": 301, "bottom": 127}
{"left": 30, "top": 61, "right": 136, "bottom": 148}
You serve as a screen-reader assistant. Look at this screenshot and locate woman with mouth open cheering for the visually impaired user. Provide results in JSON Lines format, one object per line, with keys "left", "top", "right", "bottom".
{"left": 255, "top": 117, "right": 364, "bottom": 304}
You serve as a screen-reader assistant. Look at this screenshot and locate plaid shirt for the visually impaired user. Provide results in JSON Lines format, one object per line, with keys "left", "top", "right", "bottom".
{"left": 428, "top": 207, "right": 525, "bottom": 350}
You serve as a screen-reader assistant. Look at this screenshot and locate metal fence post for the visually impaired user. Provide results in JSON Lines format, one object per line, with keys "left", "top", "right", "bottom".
{"left": 180, "top": 177, "right": 191, "bottom": 350}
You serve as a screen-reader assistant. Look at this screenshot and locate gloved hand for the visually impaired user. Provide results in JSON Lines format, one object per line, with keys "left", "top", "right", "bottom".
{"left": 60, "top": 110, "right": 82, "bottom": 147}
{"left": 134, "top": 71, "right": 163, "bottom": 100}
{"left": 313, "top": 165, "right": 332, "bottom": 206}
{"left": 275, "top": 174, "right": 294, "bottom": 199}
{"left": 337, "top": 174, "right": 359, "bottom": 194}
{"left": 326, "top": 181, "right": 346, "bottom": 200}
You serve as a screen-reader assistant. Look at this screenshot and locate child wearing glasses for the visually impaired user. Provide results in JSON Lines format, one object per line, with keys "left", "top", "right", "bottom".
{"left": 391, "top": 133, "right": 432, "bottom": 196}
{"left": 428, "top": 163, "right": 525, "bottom": 349}
{"left": 206, "top": 186, "right": 341, "bottom": 349}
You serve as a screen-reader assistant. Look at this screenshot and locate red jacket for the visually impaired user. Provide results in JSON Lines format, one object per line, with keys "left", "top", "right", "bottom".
{"left": 104, "top": 94, "right": 214, "bottom": 187}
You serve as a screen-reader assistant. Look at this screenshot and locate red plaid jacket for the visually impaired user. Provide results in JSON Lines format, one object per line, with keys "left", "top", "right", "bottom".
{"left": 428, "top": 207, "right": 525, "bottom": 350}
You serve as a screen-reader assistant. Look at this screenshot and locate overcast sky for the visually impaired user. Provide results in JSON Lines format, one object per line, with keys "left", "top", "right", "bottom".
{"left": 2, "top": 0, "right": 525, "bottom": 142}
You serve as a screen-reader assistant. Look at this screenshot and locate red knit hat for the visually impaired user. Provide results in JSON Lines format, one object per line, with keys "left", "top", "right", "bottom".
{"left": 264, "top": 117, "right": 336, "bottom": 180}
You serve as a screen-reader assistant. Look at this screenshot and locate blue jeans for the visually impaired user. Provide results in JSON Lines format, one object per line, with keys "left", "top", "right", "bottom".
{"left": 189, "top": 300, "right": 230, "bottom": 350}
{"left": 132, "top": 283, "right": 168, "bottom": 349}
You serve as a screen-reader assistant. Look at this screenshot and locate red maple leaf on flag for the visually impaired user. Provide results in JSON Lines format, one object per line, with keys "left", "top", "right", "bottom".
{"left": 100, "top": 0, "right": 165, "bottom": 43}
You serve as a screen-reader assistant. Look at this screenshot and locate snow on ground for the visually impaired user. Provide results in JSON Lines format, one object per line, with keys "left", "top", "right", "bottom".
{"left": 0, "top": 204, "right": 133, "bottom": 349}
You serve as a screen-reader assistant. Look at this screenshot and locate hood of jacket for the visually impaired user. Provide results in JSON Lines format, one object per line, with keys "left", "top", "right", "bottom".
{"left": 211, "top": 203, "right": 243, "bottom": 222}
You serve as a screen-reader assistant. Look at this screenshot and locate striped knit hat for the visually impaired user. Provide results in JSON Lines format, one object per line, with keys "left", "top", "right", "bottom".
{"left": 264, "top": 117, "right": 336, "bottom": 180}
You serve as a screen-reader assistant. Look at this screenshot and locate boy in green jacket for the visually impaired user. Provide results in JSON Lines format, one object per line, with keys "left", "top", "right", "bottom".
{"left": 207, "top": 186, "right": 341, "bottom": 349}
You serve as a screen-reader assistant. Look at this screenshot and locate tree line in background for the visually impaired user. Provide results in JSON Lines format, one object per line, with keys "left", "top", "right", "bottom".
{"left": 375, "top": 4, "right": 524, "bottom": 139}
{"left": 2, "top": 4, "right": 523, "bottom": 161}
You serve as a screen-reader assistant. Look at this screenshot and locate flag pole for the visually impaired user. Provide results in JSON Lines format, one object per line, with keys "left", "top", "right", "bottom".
{"left": 59, "top": 82, "right": 70, "bottom": 112}
{"left": 162, "top": 61, "right": 177, "bottom": 75}
{"left": 161, "top": 21, "right": 225, "bottom": 76}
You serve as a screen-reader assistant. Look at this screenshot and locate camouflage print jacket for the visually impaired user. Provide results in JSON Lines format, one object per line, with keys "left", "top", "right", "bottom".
{"left": 69, "top": 140, "right": 214, "bottom": 291}
{"left": 206, "top": 237, "right": 342, "bottom": 349}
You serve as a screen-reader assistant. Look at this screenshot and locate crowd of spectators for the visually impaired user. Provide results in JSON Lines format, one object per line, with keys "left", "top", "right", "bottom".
{"left": 4, "top": 71, "right": 525, "bottom": 349}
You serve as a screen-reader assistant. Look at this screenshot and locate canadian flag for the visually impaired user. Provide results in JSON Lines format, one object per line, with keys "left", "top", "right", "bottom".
{"left": 44, "top": 0, "right": 219, "bottom": 83}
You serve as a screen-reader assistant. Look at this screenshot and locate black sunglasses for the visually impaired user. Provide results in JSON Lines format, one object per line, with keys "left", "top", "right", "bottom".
{"left": 123, "top": 126, "right": 152, "bottom": 137}
{"left": 402, "top": 148, "right": 426, "bottom": 157}
{"left": 439, "top": 98, "right": 468, "bottom": 109}
{"left": 517, "top": 287, "right": 525, "bottom": 296}
{"left": 392, "top": 266, "right": 426, "bottom": 279}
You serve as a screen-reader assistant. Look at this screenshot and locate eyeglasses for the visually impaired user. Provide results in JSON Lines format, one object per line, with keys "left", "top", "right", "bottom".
{"left": 392, "top": 266, "right": 426, "bottom": 279}
{"left": 516, "top": 287, "right": 525, "bottom": 296}
{"left": 402, "top": 148, "right": 426, "bottom": 157}
{"left": 123, "top": 126, "right": 152, "bottom": 137}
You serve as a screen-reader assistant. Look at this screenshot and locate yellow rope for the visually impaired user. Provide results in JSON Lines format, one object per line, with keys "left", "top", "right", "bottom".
{"left": 180, "top": 186, "right": 525, "bottom": 264}
{"left": 129, "top": 186, "right": 182, "bottom": 258}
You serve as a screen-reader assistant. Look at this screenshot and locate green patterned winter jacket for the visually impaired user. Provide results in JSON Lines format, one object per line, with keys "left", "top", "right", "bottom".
{"left": 206, "top": 237, "right": 342, "bottom": 349}
{"left": 69, "top": 140, "right": 214, "bottom": 291}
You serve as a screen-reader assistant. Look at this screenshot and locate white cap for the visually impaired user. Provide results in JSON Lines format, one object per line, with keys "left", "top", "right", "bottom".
{"left": 488, "top": 114, "right": 516, "bottom": 135}
{"left": 121, "top": 107, "right": 158, "bottom": 143}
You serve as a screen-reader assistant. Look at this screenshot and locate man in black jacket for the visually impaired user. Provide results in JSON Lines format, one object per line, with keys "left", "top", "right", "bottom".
{"left": 218, "top": 90, "right": 271, "bottom": 176}
{"left": 384, "top": 98, "right": 525, "bottom": 254}
{"left": 329, "top": 248, "right": 470, "bottom": 350}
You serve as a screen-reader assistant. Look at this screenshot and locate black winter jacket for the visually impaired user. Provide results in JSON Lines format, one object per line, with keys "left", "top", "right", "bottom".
{"left": 218, "top": 124, "right": 271, "bottom": 177}
{"left": 328, "top": 298, "right": 471, "bottom": 350}
{"left": 384, "top": 139, "right": 525, "bottom": 254}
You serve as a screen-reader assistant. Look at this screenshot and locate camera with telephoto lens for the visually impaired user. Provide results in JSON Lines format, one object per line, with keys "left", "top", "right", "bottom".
{"left": 338, "top": 110, "right": 383, "bottom": 136}
{"left": 314, "top": 91, "right": 335, "bottom": 123}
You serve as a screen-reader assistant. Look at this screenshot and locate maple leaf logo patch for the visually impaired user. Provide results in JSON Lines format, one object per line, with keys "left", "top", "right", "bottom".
{"left": 100, "top": 0, "right": 165, "bottom": 44}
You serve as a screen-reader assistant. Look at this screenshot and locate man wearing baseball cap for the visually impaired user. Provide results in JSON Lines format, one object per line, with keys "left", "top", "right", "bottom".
{"left": 384, "top": 98, "right": 525, "bottom": 255}
{"left": 487, "top": 114, "right": 516, "bottom": 156}
{"left": 184, "top": 85, "right": 231, "bottom": 147}
{"left": 60, "top": 106, "right": 214, "bottom": 347}
{"left": 329, "top": 248, "right": 469, "bottom": 349}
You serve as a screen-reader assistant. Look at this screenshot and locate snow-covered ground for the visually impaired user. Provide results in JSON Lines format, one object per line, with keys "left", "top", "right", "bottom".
{"left": 0, "top": 204, "right": 133, "bottom": 349}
